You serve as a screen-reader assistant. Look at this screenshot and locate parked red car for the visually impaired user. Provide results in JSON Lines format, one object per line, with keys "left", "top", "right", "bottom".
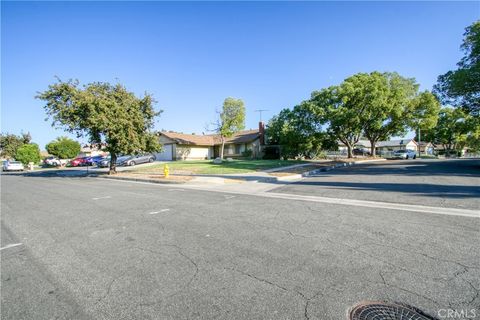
{"left": 69, "top": 157, "right": 87, "bottom": 167}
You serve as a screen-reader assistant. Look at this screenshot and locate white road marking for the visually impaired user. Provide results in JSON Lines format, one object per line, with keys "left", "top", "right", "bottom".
{"left": 224, "top": 195, "right": 235, "bottom": 199}
{"left": 168, "top": 189, "right": 184, "bottom": 192}
{"left": 148, "top": 209, "right": 170, "bottom": 215}
{"left": 262, "top": 192, "right": 480, "bottom": 218}
{"left": 0, "top": 243, "right": 23, "bottom": 251}
{"left": 92, "top": 196, "right": 111, "bottom": 200}
{"left": 97, "top": 178, "right": 480, "bottom": 218}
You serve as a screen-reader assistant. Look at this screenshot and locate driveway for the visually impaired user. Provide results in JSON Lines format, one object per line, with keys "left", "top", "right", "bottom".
{"left": 271, "top": 159, "right": 480, "bottom": 210}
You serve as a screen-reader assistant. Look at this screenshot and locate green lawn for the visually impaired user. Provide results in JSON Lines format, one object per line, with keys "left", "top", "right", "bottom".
{"left": 134, "top": 159, "right": 307, "bottom": 174}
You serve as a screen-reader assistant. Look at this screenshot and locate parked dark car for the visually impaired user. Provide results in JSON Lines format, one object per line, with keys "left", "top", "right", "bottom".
{"left": 353, "top": 148, "right": 371, "bottom": 156}
{"left": 97, "top": 156, "right": 112, "bottom": 168}
{"left": 84, "top": 155, "right": 106, "bottom": 166}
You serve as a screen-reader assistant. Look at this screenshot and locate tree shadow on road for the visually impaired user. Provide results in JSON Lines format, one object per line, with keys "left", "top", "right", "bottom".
{"left": 288, "top": 180, "right": 480, "bottom": 199}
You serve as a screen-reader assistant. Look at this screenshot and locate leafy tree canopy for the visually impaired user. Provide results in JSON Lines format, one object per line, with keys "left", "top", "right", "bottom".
{"left": 219, "top": 97, "right": 245, "bottom": 138}
{"left": 434, "top": 21, "right": 480, "bottom": 117}
{"left": 422, "top": 107, "right": 471, "bottom": 153}
{"left": 46, "top": 136, "right": 81, "bottom": 159}
{"left": 310, "top": 72, "right": 424, "bottom": 157}
{"left": 15, "top": 143, "right": 41, "bottom": 165}
{"left": 0, "top": 132, "right": 31, "bottom": 159}
{"left": 36, "top": 79, "right": 162, "bottom": 173}
{"left": 266, "top": 102, "right": 332, "bottom": 159}
{"left": 216, "top": 97, "right": 245, "bottom": 159}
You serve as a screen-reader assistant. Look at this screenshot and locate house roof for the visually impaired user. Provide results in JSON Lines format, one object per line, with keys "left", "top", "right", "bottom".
{"left": 224, "top": 130, "right": 261, "bottom": 144}
{"left": 159, "top": 130, "right": 261, "bottom": 146}
{"left": 376, "top": 139, "right": 417, "bottom": 147}
{"left": 160, "top": 132, "right": 216, "bottom": 146}
{"left": 417, "top": 141, "right": 433, "bottom": 147}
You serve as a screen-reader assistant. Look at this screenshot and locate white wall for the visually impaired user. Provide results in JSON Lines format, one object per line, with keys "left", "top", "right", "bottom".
{"left": 176, "top": 145, "right": 211, "bottom": 160}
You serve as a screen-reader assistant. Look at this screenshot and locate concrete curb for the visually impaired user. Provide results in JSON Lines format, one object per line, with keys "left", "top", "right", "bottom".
{"left": 97, "top": 175, "right": 186, "bottom": 184}
{"left": 95, "top": 159, "right": 387, "bottom": 185}
{"left": 273, "top": 158, "right": 387, "bottom": 182}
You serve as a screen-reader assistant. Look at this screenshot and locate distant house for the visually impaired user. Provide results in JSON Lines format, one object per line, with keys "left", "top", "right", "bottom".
{"left": 78, "top": 143, "right": 108, "bottom": 157}
{"left": 155, "top": 123, "right": 265, "bottom": 161}
{"left": 376, "top": 139, "right": 418, "bottom": 154}
{"left": 338, "top": 138, "right": 418, "bottom": 155}
{"left": 337, "top": 140, "right": 371, "bottom": 154}
{"left": 417, "top": 142, "right": 434, "bottom": 155}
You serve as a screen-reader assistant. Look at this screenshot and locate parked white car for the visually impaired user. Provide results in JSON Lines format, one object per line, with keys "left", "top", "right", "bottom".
{"left": 2, "top": 160, "right": 24, "bottom": 171}
{"left": 44, "top": 156, "right": 61, "bottom": 166}
{"left": 393, "top": 149, "right": 417, "bottom": 159}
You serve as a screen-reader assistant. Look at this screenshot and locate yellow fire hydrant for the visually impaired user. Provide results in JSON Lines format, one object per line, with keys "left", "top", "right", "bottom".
{"left": 164, "top": 164, "right": 169, "bottom": 178}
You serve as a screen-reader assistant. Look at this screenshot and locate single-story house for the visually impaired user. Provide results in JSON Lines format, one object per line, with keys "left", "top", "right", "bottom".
{"left": 376, "top": 139, "right": 418, "bottom": 153}
{"left": 417, "top": 142, "right": 434, "bottom": 155}
{"left": 155, "top": 122, "right": 265, "bottom": 161}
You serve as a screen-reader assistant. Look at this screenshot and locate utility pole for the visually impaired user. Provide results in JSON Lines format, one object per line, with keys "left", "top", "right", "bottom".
{"left": 254, "top": 109, "right": 269, "bottom": 122}
{"left": 418, "top": 127, "right": 421, "bottom": 157}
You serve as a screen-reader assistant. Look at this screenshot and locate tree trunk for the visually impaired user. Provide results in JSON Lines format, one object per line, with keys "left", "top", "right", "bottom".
{"left": 369, "top": 140, "right": 376, "bottom": 157}
{"left": 347, "top": 144, "right": 353, "bottom": 158}
{"left": 220, "top": 137, "right": 225, "bottom": 160}
{"left": 109, "top": 152, "right": 117, "bottom": 175}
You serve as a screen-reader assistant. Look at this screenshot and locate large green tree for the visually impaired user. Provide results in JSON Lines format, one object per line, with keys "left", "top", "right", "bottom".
{"left": 422, "top": 108, "right": 470, "bottom": 155}
{"left": 216, "top": 97, "right": 245, "bottom": 160}
{"left": 46, "top": 136, "right": 81, "bottom": 159}
{"left": 434, "top": 21, "right": 480, "bottom": 117}
{"left": 359, "top": 72, "right": 421, "bottom": 157}
{"left": 361, "top": 73, "right": 441, "bottom": 157}
{"left": 266, "top": 102, "right": 332, "bottom": 159}
{"left": 15, "top": 143, "right": 41, "bottom": 165}
{"left": 409, "top": 91, "right": 441, "bottom": 154}
{"left": 311, "top": 74, "right": 382, "bottom": 158}
{"left": 37, "top": 80, "right": 161, "bottom": 174}
{"left": 0, "top": 132, "right": 31, "bottom": 159}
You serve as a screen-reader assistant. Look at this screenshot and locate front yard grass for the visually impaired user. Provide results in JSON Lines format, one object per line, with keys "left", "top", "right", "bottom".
{"left": 132, "top": 159, "right": 307, "bottom": 175}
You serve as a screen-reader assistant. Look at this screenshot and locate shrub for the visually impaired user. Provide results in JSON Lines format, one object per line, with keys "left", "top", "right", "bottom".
{"left": 15, "top": 143, "right": 41, "bottom": 165}
{"left": 46, "top": 137, "right": 81, "bottom": 159}
{"left": 241, "top": 149, "right": 253, "bottom": 158}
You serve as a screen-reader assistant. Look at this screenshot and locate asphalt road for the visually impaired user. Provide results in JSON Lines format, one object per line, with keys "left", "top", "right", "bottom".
{"left": 1, "top": 159, "right": 479, "bottom": 320}
{"left": 272, "top": 159, "right": 480, "bottom": 210}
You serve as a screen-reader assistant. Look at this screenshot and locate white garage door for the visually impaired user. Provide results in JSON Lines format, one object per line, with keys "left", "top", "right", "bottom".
{"left": 154, "top": 144, "right": 173, "bottom": 161}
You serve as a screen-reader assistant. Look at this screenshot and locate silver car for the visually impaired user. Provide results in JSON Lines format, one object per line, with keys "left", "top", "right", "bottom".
{"left": 393, "top": 149, "right": 417, "bottom": 159}
{"left": 119, "top": 154, "right": 156, "bottom": 166}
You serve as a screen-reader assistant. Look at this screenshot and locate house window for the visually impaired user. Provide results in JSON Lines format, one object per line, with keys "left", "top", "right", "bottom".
{"left": 235, "top": 144, "right": 241, "bottom": 154}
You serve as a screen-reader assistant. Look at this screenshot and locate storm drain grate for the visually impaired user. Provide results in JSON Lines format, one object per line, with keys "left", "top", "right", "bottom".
{"left": 349, "top": 301, "right": 437, "bottom": 320}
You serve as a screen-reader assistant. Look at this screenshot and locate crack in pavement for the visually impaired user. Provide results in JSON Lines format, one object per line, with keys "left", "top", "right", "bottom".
{"left": 378, "top": 270, "right": 441, "bottom": 306}
{"left": 225, "top": 266, "right": 325, "bottom": 320}
{"left": 131, "top": 244, "right": 199, "bottom": 307}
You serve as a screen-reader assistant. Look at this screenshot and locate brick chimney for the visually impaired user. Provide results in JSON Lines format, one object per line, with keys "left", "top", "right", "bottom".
{"left": 259, "top": 121, "right": 265, "bottom": 145}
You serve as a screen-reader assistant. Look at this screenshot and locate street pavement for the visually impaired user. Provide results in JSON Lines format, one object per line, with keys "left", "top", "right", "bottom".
{"left": 1, "top": 159, "right": 479, "bottom": 320}
{"left": 272, "top": 159, "right": 480, "bottom": 210}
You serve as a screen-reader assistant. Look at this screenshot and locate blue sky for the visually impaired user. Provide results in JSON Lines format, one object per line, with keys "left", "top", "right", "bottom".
{"left": 2, "top": 1, "right": 479, "bottom": 149}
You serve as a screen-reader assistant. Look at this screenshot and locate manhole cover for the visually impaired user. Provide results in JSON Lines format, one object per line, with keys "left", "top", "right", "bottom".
{"left": 349, "top": 301, "right": 436, "bottom": 320}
